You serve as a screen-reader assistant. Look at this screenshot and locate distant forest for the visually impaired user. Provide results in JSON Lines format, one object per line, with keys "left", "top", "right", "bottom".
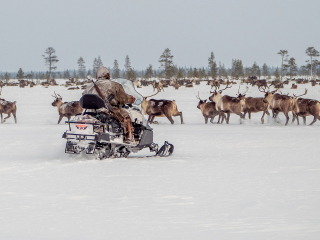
{"left": 1, "top": 47, "right": 319, "bottom": 82}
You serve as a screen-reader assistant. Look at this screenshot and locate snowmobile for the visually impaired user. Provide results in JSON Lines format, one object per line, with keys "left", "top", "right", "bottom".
{"left": 62, "top": 78, "right": 174, "bottom": 159}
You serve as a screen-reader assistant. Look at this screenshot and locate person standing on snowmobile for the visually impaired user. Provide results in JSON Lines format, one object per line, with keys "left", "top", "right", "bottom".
{"left": 83, "top": 67, "right": 136, "bottom": 144}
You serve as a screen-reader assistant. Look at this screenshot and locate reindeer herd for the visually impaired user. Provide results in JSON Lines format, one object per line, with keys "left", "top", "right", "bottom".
{"left": 1, "top": 79, "right": 320, "bottom": 126}
{"left": 197, "top": 81, "right": 320, "bottom": 126}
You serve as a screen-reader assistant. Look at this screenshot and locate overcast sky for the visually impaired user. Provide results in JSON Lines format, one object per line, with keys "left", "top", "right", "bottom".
{"left": 0, "top": 0, "right": 319, "bottom": 72}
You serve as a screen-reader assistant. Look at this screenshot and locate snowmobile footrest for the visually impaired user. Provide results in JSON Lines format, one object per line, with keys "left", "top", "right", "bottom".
{"left": 157, "top": 141, "right": 174, "bottom": 157}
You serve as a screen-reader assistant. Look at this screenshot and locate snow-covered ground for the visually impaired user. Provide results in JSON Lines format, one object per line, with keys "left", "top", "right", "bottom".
{"left": 1, "top": 81, "right": 320, "bottom": 240}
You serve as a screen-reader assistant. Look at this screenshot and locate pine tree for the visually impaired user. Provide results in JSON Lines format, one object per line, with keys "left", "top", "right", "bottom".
{"left": 208, "top": 52, "right": 217, "bottom": 79}
{"left": 73, "top": 70, "right": 78, "bottom": 79}
{"left": 199, "top": 67, "right": 207, "bottom": 79}
{"left": 193, "top": 68, "right": 199, "bottom": 79}
{"left": 77, "top": 57, "right": 86, "bottom": 79}
{"left": 177, "top": 67, "right": 185, "bottom": 79}
{"left": 287, "top": 58, "right": 297, "bottom": 79}
{"left": 4, "top": 72, "right": 10, "bottom": 84}
{"left": 274, "top": 67, "right": 280, "bottom": 80}
{"left": 262, "top": 63, "right": 269, "bottom": 77}
{"left": 145, "top": 64, "right": 153, "bottom": 79}
{"left": 87, "top": 69, "right": 92, "bottom": 77}
{"left": 42, "top": 47, "right": 59, "bottom": 80}
{"left": 124, "top": 55, "right": 131, "bottom": 72}
{"left": 218, "top": 62, "right": 228, "bottom": 79}
{"left": 124, "top": 55, "right": 133, "bottom": 79}
{"left": 127, "top": 68, "right": 137, "bottom": 81}
{"left": 93, "top": 56, "right": 103, "bottom": 78}
{"left": 251, "top": 62, "right": 260, "bottom": 78}
{"left": 17, "top": 68, "right": 24, "bottom": 79}
{"left": 187, "top": 67, "right": 193, "bottom": 78}
{"left": 112, "top": 59, "right": 120, "bottom": 78}
{"left": 305, "top": 47, "right": 320, "bottom": 79}
{"left": 159, "top": 48, "right": 174, "bottom": 79}
{"left": 231, "top": 59, "right": 244, "bottom": 79}
{"left": 63, "top": 70, "right": 70, "bottom": 79}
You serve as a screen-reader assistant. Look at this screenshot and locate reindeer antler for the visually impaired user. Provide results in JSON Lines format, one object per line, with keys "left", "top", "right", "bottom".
{"left": 242, "top": 86, "right": 249, "bottom": 95}
{"left": 144, "top": 89, "right": 160, "bottom": 99}
{"left": 219, "top": 81, "right": 232, "bottom": 92}
{"left": 293, "top": 88, "right": 308, "bottom": 98}
{"left": 196, "top": 91, "right": 201, "bottom": 100}
{"left": 259, "top": 86, "right": 267, "bottom": 93}
{"left": 271, "top": 86, "right": 281, "bottom": 94}
{"left": 52, "top": 91, "right": 62, "bottom": 99}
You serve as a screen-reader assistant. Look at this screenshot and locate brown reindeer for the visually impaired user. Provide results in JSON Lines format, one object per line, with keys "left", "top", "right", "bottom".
{"left": 141, "top": 90, "right": 184, "bottom": 124}
{"left": 263, "top": 89, "right": 298, "bottom": 125}
{"left": 242, "top": 86, "right": 272, "bottom": 124}
{"left": 196, "top": 92, "right": 221, "bottom": 124}
{"left": 51, "top": 92, "right": 83, "bottom": 124}
{"left": 291, "top": 83, "right": 297, "bottom": 89}
{"left": 294, "top": 89, "right": 320, "bottom": 125}
{"left": 209, "top": 82, "right": 247, "bottom": 124}
{"left": 0, "top": 98, "right": 17, "bottom": 124}
{"left": 152, "top": 81, "right": 164, "bottom": 92}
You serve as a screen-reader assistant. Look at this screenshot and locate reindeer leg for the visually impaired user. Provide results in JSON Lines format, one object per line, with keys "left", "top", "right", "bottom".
{"left": 0, "top": 113, "right": 3, "bottom": 123}
{"left": 178, "top": 112, "right": 184, "bottom": 124}
{"left": 261, "top": 111, "right": 266, "bottom": 124}
{"left": 284, "top": 113, "right": 289, "bottom": 126}
{"left": 148, "top": 115, "right": 154, "bottom": 123}
{"left": 221, "top": 113, "right": 226, "bottom": 124}
{"left": 205, "top": 117, "right": 208, "bottom": 124}
{"left": 295, "top": 114, "right": 299, "bottom": 125}
{"left": 226, "top": 113, "right": 230, "bottom": 124}
{"left": 309, "top": 116, "right": 317, "bottom": 125}
{"left": 13, "top": 112, "right": 17, "bottom": 124}
{"left": 303, "top": 116, "right": 307, "bottom": 125}
{"left": 58, "top": 115, "right": 64, "bottom": 124}
{"left": 3, "top": 113, "right": 11, "bottom": 122}
{"left": 210, "top": 115, "right": 216, "bottom": 123}
{"left": 164, "top": 112, "right": 174, "bottom": 124}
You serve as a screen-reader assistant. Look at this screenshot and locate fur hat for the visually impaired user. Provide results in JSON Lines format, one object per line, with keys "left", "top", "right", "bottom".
{"left": 96, "top": 67, "right": 110, "bottom": 80}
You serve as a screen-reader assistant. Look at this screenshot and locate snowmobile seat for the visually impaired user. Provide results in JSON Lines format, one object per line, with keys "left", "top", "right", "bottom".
{"left": 80, "top": 94, "right": 105, "bottom": 109}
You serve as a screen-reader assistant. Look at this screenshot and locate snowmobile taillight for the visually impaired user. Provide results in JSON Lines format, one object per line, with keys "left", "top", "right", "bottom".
{"left": 76, "top": 124, "right": 88, "bottom": 130}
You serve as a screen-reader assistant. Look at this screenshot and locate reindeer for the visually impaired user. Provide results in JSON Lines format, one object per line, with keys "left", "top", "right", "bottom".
{"left": 209, "top": 82, "right": 247, "bottom": 124}
{"left": 141, "top": 90, "right": 184, "bottom": 124}
{"left": 51, "top": 92, "right": 83, "bottom": 124}
{"left": 294, "top": 89, "right": 320, "bottom": 125}
{"left": 196, "top": 92, "right": 221, "bottom": 124}
{"left": 242, "top": 86, "right": 272, "bottom": 124}
{"left": 152, "top": 81, "right": 164, "bottom": 92}
{"left": 0, "top": 98, "right": 17, "bottom": 124}
{"left": 262, "top": 88, "right": 298, "bottom": 125}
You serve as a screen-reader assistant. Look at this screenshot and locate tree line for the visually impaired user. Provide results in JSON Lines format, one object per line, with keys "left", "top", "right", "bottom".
{"left": 1, "top": 47, "right": 319, "bottom": 83}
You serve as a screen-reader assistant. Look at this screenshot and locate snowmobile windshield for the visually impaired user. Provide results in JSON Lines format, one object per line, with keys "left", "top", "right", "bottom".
{"left": 111, "top": 78, "right": 143, "bottom": 105}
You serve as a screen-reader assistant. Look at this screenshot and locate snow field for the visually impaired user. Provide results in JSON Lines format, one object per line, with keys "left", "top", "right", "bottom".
{"left": 0, "top": 82, "right": 320, "bottom": 240}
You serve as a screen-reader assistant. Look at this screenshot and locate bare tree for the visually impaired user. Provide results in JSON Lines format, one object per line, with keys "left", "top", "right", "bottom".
{"left": 42, "top": 47, "right": 59, "bottom": 80}
{"left": 277, "top": 50, "right": 288, "bottom": 81}
{"left": 306, "top": 47, "right": 320, "bottom": 79}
